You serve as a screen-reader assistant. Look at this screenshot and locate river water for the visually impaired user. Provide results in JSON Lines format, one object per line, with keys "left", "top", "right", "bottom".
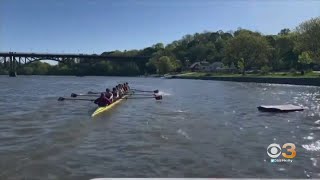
{"left": 0, "top": 76, "right": 319, "bottom": 179}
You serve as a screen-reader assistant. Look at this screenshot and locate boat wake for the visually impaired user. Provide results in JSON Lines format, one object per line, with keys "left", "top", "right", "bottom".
{"left": 174, "top": 110, "right": 186, "bottom": 113}
{"left": 157, "top": 91, "right": 171, "bottom": 96}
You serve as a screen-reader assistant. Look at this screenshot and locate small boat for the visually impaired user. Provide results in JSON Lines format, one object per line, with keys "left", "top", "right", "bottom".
{"left": 91, "top": 93, "right": 131, "bottom": 117}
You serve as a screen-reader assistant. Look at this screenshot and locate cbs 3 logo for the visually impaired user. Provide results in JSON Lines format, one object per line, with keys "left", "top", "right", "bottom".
{"left": 267, "top": 143, "right": 296, "bottom": 159}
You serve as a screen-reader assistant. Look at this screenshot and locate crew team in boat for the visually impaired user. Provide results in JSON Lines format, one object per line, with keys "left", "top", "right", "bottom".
{"left": 94, "top": 83, "right": 130, "bottom": 107}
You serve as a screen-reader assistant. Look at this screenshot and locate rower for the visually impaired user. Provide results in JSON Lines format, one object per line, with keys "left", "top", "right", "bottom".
{"left": 112, "top": 87, "right": 119, "bottom": 100}
{"left": 118, "top": 84, "right": 125, "bottom": 94}
{"left": 105, "top": 88, "right": 114, "bottom": 102}
{"left": 125, "top": 82, "right": 130, "bottom": 90}
{"left": 94, "top": 93, "right": 111, "bottom": 107}
{"left": 116, "top": 85, "right": 122, "bottom": 97}
{"left": 123, "top": 83, "right": 128, "bottom": 91}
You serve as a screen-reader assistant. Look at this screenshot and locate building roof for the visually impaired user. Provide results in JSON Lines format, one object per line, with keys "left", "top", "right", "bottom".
{"left": 190, "top": 62, "right": 201, "bottom": 68}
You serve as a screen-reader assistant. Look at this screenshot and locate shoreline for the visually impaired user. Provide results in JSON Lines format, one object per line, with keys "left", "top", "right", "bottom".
{"left": 169, "top": 75, "right": 320, "bottom": 86}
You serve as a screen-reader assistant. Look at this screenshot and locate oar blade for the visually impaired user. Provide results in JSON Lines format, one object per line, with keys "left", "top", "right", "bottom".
{"left": 155, "top": 95, "right": 162, "bottom": 100}
{"left": 58, "top": 97, "right": 65, "bottom": 101}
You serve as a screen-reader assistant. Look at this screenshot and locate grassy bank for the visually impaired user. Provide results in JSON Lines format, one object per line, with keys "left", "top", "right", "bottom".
{"left": 169, "top": 71, "right": 320, "bottom": 86}
{"left": 176, "top": 71, "right": 320, "bottom": 78}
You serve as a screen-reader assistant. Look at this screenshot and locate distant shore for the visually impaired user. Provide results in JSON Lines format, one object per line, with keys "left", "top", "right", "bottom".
{"left": 167, "top": 72, "right": 320, "bottom": 86}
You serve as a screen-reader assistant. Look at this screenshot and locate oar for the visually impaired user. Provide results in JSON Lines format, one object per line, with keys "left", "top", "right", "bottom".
{"left": 71, "top": 93, "right": 98, "bottom": 98}
{"left": 87, "top": 91, "right": 100, "bottom": 94}
{"left": 87, "top": 91, "right": 135, "bottom": 95}
{"left": 132, "top": 89, "right": 159, "bottom": 93}
{"left": 58, "top": 97, "right": 95, "bottom": 101}
{"left": 72, "top": 92, "right": 157, "bottom": 98}
{"left": 122, "top": 95, "right": 162, "bottom": 100}
{"left": 129, "top": 93, "right": 157, "bottom": 96}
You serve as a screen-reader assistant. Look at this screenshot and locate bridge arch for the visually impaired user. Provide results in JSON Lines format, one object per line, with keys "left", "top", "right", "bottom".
{"left": 24, "top": 58, "right": 64, "bottom": 65}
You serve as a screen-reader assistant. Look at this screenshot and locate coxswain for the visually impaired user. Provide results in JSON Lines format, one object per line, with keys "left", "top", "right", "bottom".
{"left": 94, "top": 93, "right": 111, "bottom": 107}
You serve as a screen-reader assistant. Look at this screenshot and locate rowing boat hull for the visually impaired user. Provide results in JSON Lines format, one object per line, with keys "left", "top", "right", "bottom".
{"left": 91, "top": 94, "right": 130, "bottom": 117}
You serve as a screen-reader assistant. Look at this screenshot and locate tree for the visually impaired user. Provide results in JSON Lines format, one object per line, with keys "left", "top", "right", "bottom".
{"left": 296, "top": 17, "right": 320, "bottom": 63}
{"left": 224, "top": 30, "right": 271, "bottom": 71}
{"left": 152, "top": 43, "right": 164, "bottom": 51}
{"left": 278, "top": 28, "right": 291, "bottom": 36}
{"left": 298, "top": 51, "right": 313, "bottom": 75}
{"left": 273, "top": 33, "right": 298, "bottom": 70}
{"left": 238, "top": 58, "right": 245, "bottom": 75}
{"left": 145, "top": 60, "right": 157, "bottom": 74}
{"left": 157, "top": 56, "right": 174, "bottom": 74}
{"left": 22, "top": 67, "right": 34, "bottom": 75}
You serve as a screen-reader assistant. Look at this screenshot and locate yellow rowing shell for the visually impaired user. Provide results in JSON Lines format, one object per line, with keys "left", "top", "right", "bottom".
{"left": 91, "top": 94, "right": 130, "bottom": 117}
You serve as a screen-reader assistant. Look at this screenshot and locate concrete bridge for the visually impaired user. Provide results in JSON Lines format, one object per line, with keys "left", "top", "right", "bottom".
{"left": 0, "top": 52, "right": 150, "bottom": 76}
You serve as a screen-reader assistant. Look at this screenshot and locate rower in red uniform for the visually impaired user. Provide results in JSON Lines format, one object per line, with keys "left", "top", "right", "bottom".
{"left": 94, "top": 93, "right": 111, "bottom": 107}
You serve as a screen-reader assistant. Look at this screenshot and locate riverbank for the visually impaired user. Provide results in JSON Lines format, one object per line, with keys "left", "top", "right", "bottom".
{"left": 169, "top": 72, "right": 320, "bottom": 86}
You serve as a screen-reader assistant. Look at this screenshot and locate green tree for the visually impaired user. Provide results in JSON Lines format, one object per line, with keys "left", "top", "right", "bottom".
{"left": 238, "top": 58, "right": 245, "bottom": 75}
{"left": 274, "top": 33, "right": 298, "bottom": 70}
{"left": 278, "top": 28, "right": 291, "bottom": 36}
{"left": 157, "top": 56, "right": 174, "bottom": 74}
{"left": 296, "top": 17, "right": 320, "bottom": 63}
{"left": 261, "top": 65, "right": 272, "bottom": 75}
{"left": 152, "top": 43, "right": 165, "bottom": 51}
{"left": 224, "top": 30, "right": 270, "bottom": 71}
{"left": 22, "top": 67, "right": 34, "bottom": 75}
{"left": 298, "top": 51, "right": 313, "bottom": 74}
{"left": 145, "top": 60, "right": 157, "bottom": 74}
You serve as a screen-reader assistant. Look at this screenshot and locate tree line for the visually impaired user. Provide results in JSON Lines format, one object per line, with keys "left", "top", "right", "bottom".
{"left": 1, "top": 16, "right": 319, "bottom": 76}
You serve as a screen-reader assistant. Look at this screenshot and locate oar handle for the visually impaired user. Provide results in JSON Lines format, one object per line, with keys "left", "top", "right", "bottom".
{"left": 88, "top": 91, "right": 134, "bottom": 95}
{"left": 121, "top": 95, "right": 162, "bottom": 100}
{"left": 71, "top": 93, "right": 98, "bottom": 97}
{"left": 132, "top": 89, "right": 159, "bottom": 93}
{"left": 58, "top": 97, "right": 95, "bottom": 101}
{"left": 88, "top": 91, "right": 100, "bottom": 94}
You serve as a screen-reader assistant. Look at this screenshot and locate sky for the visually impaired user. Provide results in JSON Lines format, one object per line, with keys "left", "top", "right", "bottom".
{"left": 0, "top": 0, "right": 319, "bottom": 54}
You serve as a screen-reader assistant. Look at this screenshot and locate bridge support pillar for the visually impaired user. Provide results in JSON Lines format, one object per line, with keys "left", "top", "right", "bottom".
{"left": 9, "top": 55, "right": 17, "bottom": 77}
{"left": 9, "top": 71, "right": 17, "bottom": 77}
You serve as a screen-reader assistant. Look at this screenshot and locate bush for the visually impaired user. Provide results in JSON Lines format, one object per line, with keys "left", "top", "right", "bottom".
{"left": 306, "top": 69, "right": 312, "bottom": 73}
{"left": 260, "top": 65, "right": 271, "bottom": 75}
{"left": 290, "top": 68, "right": 297, "bottom": 74}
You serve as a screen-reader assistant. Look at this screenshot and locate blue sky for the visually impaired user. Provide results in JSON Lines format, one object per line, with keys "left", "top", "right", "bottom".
{"left": 1, "top": 0, "right": 319, "bottom": 54}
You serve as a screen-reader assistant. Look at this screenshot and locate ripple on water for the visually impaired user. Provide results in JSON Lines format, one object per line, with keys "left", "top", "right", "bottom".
{"left": 278, "top": 167, "right": 286, "bottom": 171}
{"left": 302, "top": 140, "right": 320, "bottom": 151}
{"left": 310, "top": 158, "right": 318, "bottom": 167}
{"left": 303, "top": 136, "right": 314, "bottom": 140}
{"left": 177, "top": 129, "right": 191, "bottom": 140}
{"left": 161, "top": 135, "right": 169, "bottom": 140}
